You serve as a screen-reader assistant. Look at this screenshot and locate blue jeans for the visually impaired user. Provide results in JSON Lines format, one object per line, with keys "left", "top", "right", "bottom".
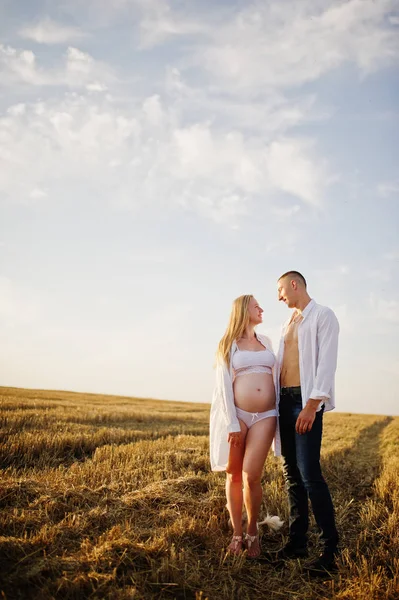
{"left": 279, "top": 389, "right": 338, "bottom": 552}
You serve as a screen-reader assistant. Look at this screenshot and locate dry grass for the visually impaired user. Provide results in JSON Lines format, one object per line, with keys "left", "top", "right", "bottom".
{"left": 0, "top": 386, "right": 398, "bottom": 600}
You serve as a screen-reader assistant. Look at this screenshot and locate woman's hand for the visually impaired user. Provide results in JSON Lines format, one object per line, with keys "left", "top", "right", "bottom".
{"left": 228, "top": 431, "right": 242, "bottom": 447}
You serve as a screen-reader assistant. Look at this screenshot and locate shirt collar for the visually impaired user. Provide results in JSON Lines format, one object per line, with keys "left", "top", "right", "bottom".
{"left": 283, "top": 298, "right": 315, "bottom": 329}
{"left": 300, "top": 298, "right": 315, "bottom": 320}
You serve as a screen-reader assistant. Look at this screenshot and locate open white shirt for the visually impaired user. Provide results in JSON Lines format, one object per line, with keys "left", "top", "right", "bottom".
{"left": 274, "top": 299, "right": 340, "bottom": 456}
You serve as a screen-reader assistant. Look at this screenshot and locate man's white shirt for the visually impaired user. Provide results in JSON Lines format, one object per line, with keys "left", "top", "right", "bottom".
{"left": 275, "top": 299, "right": 339, "bottom": 408}
{"left": 273, "top": 299, "right": 340, "bottom": 455}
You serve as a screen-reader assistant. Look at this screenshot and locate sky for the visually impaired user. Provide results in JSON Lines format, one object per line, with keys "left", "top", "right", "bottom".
{"left": 0, "top": 0, "right": 398, "bottom": 415}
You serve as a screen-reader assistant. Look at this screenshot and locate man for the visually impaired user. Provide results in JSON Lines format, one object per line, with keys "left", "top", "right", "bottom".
{"left": 274, "top": 270, "right": 339, "bottom": 576}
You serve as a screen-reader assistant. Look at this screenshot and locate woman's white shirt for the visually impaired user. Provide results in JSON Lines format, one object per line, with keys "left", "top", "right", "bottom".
{"left": 210, "top": 333, "right": 274, "bottom": 472}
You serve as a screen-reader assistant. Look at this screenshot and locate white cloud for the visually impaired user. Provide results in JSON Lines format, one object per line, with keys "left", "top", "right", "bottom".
{"left": 0, "top": 91, "right": 329, "bottom": 223}
{"left": 7, "top": 103, "right": 26, "bottom": 116}
{"left": 3, "top": 1, "right": 395, "bottom": 225}
{"left": 86, "top": 81, "right": 108, "bottom": 92}
{"left": 0, "top": 94, "right": 138, "bottom": 205}
{"left": 63, "top": 0, "right": 399, "bottom": 75}
{"left": 62, "top": 0, "right": 208, "bottom": 47}
{"left": 138, "top": 5, "right": 207, "bottom": 49}
{"left": 19, "top": 17, "right": 86, "bottom": 44}
{"left": 29, "top": 187, "right": 47, "bottom": 199}
{"left": 271, "top": 205, "right": 301, "bottom": 218}
{"left": 0, "top": 43, "right": 112, "bottom": 89}
{"left": 66, "top": 46, "right": 93, "bottom": 74}
{"left": 266, "top": 138, "right": 330, "bottom": 206}
{"left": 142, "top": 94, "right": 164, "bottom": 126}
{"left": 49, "top": 0, "right": 399, "bottom": 95}
{"left": 165, "top": 67, "right": 325, "bottom": 136}
{"left": 171, "top": 125, "right": 330, "bottom": 211}
{"left": 377, "top": 181, "right": 399, "bottom": 197}
{"left": 0, "top": 44, "right": 40, "bottom": 86}
{"left": 196, "top": 0, "right": 399, "bottom": 93}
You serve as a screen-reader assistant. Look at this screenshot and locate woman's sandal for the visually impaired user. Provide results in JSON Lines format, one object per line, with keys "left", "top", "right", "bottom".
{"left": 244, "top": 531, "right": 261, "bottom": 558}
{"left": 227, "top": 535, "right": 243, "bottom": 555}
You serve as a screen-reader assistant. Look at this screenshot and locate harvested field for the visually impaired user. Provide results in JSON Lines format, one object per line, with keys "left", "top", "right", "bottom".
{"left": 0, "top": 386, "right": 398, "bottom": 599}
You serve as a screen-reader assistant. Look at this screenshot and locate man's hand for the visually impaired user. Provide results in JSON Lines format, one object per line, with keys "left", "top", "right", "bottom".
{"left": 295, "top": 400, "right": 320, "bottom": 434}
{"left": 228, "top": 431, "right": 242, "bottom": 447}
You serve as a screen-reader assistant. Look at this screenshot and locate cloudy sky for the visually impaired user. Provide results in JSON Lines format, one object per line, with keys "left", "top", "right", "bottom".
{"left": 0, "top": 0, "right": 398, "bottom": 415}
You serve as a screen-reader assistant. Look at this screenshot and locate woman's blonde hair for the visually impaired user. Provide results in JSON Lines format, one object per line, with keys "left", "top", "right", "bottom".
{"left": 216, "top": 295, "right": 253, "bottom": 366}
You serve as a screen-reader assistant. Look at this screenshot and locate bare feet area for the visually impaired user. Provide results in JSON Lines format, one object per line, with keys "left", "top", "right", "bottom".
{"left": 227, "top": 535, "right": 243, "bottom": 555}
{"left": 245, "top": 532, "right": 261, "bottom": 559}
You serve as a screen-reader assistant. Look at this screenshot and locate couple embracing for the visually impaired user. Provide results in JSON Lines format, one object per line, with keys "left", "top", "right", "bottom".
{"left": 210, "top": 271, "right": 339, "bottom": 577}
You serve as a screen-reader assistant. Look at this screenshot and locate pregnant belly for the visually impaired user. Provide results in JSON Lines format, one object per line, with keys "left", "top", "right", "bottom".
{"left": 233, "top": 372, "right": 276, "bottom": 413}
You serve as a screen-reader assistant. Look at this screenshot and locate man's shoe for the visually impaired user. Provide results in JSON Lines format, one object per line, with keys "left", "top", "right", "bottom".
{"left": 305, "top": 551, "right": 338, "bottom": 578}
{"left": 268, "top": 542, "right": 308, "bottom": 562}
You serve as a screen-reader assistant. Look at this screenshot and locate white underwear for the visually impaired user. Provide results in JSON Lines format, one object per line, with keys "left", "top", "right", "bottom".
{"left": 235, "top": 406, "right": 278, "bottom": 429}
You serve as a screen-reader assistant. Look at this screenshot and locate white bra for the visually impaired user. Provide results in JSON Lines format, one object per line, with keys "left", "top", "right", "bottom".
{"left": 232, "top": 346, "right": 275, "bottom": 378}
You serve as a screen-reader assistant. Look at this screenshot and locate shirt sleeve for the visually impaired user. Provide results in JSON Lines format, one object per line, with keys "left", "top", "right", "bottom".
{"left": 215, "top": 358, "right": 241, "bottom": 433}
{"left": 310, "top": 308, "right": 339, "bottom": 400}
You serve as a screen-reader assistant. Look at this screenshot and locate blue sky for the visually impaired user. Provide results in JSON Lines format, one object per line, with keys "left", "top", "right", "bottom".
{"left": 0, "top": 0, "right": 398, "bottom": 415}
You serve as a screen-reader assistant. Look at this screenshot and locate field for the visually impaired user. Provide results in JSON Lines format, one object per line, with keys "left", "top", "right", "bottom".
{"left": 0, "top": 386, "right": 398, "bottom": 600}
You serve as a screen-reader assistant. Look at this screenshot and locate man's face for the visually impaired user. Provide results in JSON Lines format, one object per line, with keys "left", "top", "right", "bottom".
{"left": 277, "top": 277, "right": 296, "bottom": 308}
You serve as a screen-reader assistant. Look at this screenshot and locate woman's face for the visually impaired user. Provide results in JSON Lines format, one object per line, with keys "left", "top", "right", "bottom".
{"left": 247, "top": 297, "right": 263, "bottom": 324}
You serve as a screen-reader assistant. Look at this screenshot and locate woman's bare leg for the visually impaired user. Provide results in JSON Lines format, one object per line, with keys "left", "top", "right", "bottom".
{"left": 242, "top": 417, "right": 276, "bottom": 557}
{"left": 225, "top": 419, "right": 247, "bottom": 552}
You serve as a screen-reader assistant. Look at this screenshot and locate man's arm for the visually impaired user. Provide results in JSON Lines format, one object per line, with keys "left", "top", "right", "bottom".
{"left": 296, "top": 308, "right": 339, "bottom": 434}
{"left": 310, "top": 308, "right": 339, "bottom": 400}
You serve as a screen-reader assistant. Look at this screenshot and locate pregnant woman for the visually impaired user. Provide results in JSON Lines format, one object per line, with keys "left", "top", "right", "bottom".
{"left": 210, "top": 294, "right": 280, "bottom": 558}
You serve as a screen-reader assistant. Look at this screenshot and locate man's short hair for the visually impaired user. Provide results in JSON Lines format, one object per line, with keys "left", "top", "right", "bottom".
{"left": 278, "top": 270, "right": 307, "bottom": 288}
